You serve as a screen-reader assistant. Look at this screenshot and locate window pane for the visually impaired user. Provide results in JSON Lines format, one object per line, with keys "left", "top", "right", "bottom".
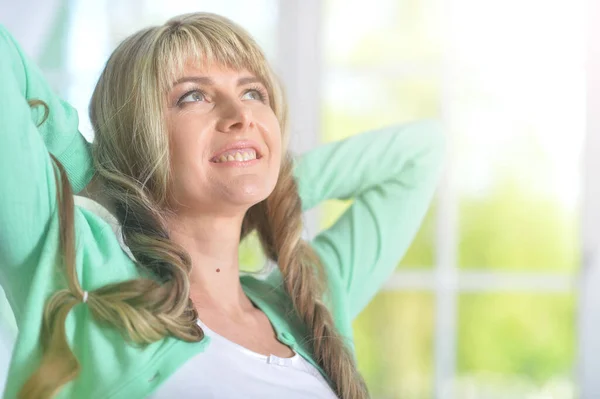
{"left": 322, "top": 74, "right": 441, "bottom": 137}
{"left": 454, "top": 0, "right": 584, "bottom": 272}
{"left": 354, "top": 291, "right": 434, "bottom": 398}
{"left": 239, "top": 232, "right": 267, "bottom": 273}
{"left": 324, "top": 0, "right": 441, "bottom": 68}
{"left": 457, "top": 293, "right": 576, "bottom": 398}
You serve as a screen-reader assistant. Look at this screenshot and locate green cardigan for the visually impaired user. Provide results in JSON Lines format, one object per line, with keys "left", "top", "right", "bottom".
{"left": 0, "top": 25, "right": 445, "bottom": 399}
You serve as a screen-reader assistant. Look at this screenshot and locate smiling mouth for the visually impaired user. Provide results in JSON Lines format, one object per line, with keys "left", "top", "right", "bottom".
{"left": 210, "top": 148, "right": 260, "bottom": 164}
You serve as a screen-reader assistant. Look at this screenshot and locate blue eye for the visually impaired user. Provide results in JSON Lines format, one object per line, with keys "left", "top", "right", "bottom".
{"left": 242, "top": 89, "right": 266, "bottom": 102}
{"left": 179, "top": 90, "right": 206, "bottom": 104}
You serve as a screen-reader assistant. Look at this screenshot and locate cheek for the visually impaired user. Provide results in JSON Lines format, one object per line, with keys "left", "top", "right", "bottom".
{"left": 167, "top": 120, "right": 211, "bottom": 198}
{"left": 263, "top": 113, "right": 282, "bottom": 158}
{"left": 169, "top": 113, "right": 211, "bottom": 164}
{"left": 267, "top": 129, "right": 283, "bottom": 191}
{"left": 272, "top": 133, "right": 282, "bottom": 162}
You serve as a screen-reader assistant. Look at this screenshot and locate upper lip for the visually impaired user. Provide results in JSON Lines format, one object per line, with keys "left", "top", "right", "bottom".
{"left": 210, "top": 140, "right": 263, "bottom": 162}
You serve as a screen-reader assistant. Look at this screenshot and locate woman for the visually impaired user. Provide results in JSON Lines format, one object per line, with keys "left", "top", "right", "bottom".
{"left": 0, "top": 12, "right": 444, "bottom": 399}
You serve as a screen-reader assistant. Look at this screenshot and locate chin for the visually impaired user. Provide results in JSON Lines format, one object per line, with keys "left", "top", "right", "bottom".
{"left": 227, "top": 185, "right": 272, "bottom": 207}
{"left": 222, "top": 174, "right": 277, "bottom": 205}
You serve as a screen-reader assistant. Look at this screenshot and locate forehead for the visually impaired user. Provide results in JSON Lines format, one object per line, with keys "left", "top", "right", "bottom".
{"left": 164, "top": 58, "right": 268, "bottom": 94}
{"left": 163, "top": 57, "right": 267, "bottom": 91}
{"left": 177, "top": 62, "right": 255, "bottom": 82}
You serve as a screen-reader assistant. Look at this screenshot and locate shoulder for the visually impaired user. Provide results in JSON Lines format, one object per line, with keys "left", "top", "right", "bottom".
{"left": 73, "top": 196, "right": 140, "bottom": 289}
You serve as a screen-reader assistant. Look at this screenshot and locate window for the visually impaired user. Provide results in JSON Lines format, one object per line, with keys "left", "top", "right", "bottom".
{"left": 319, "top": 0, "right": 584, "bottom": 397}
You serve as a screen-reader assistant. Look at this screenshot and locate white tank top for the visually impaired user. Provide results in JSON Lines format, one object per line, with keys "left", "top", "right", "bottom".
{"left": 147, "top": 319, "right": 339, "bottom": 398}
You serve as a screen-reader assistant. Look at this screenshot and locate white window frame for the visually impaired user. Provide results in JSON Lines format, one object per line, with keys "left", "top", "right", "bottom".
{"left": 275, "top": 0, "right": 323, "bottom": 237}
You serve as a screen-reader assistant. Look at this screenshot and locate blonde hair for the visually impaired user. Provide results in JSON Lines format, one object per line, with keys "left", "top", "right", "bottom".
{"left": 20, "top": 13, "right": 368, "bottom": 399}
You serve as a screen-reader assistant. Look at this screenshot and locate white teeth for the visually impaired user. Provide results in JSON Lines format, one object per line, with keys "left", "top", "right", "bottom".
{"left": 214, "top": 149, "right": 258, "bottom": 163}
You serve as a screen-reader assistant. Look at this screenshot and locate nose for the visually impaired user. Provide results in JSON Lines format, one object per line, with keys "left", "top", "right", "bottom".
{"left": 216, "top": 99, "right": 253, "bottom": 133}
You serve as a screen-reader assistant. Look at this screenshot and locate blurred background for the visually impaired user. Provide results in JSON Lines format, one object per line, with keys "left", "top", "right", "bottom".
{"left": 0, "top": 0, "right": 597, "bottom": 398}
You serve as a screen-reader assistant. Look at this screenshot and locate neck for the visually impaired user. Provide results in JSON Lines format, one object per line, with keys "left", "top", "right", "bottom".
{"left": 166, "top": 210, "right": 254, "bottom": 318}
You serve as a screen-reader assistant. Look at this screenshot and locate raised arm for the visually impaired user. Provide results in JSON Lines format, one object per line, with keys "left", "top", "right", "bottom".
{"left": 295, "top": 121, "right": 445, "bottom": 319}
{"left": 0, "top": 25, "right": 93, "bottom": 300}
{"left": 0, "top": 26, "right": 94, "bottom": 190}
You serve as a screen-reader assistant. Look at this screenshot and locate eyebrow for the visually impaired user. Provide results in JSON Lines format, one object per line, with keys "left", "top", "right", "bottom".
{"left": 172, "top": 76, "right": 263, "bottom": 88}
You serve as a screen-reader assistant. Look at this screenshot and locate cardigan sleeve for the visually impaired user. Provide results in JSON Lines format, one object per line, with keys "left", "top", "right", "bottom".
{"left": 295, "top": 121, "right": 445, "bottom": 319}
{"left": 0, "top": 24, "right": 93, "bottom": 296}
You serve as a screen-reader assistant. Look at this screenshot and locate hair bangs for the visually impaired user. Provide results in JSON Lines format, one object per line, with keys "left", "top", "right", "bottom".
{"left": 154, "top": 19, "right": 271, "bottom": 99}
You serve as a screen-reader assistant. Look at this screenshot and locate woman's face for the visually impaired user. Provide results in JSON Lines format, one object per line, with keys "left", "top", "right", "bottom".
{"left": 165, "top": 63, "right": 282, "bottom": 214}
